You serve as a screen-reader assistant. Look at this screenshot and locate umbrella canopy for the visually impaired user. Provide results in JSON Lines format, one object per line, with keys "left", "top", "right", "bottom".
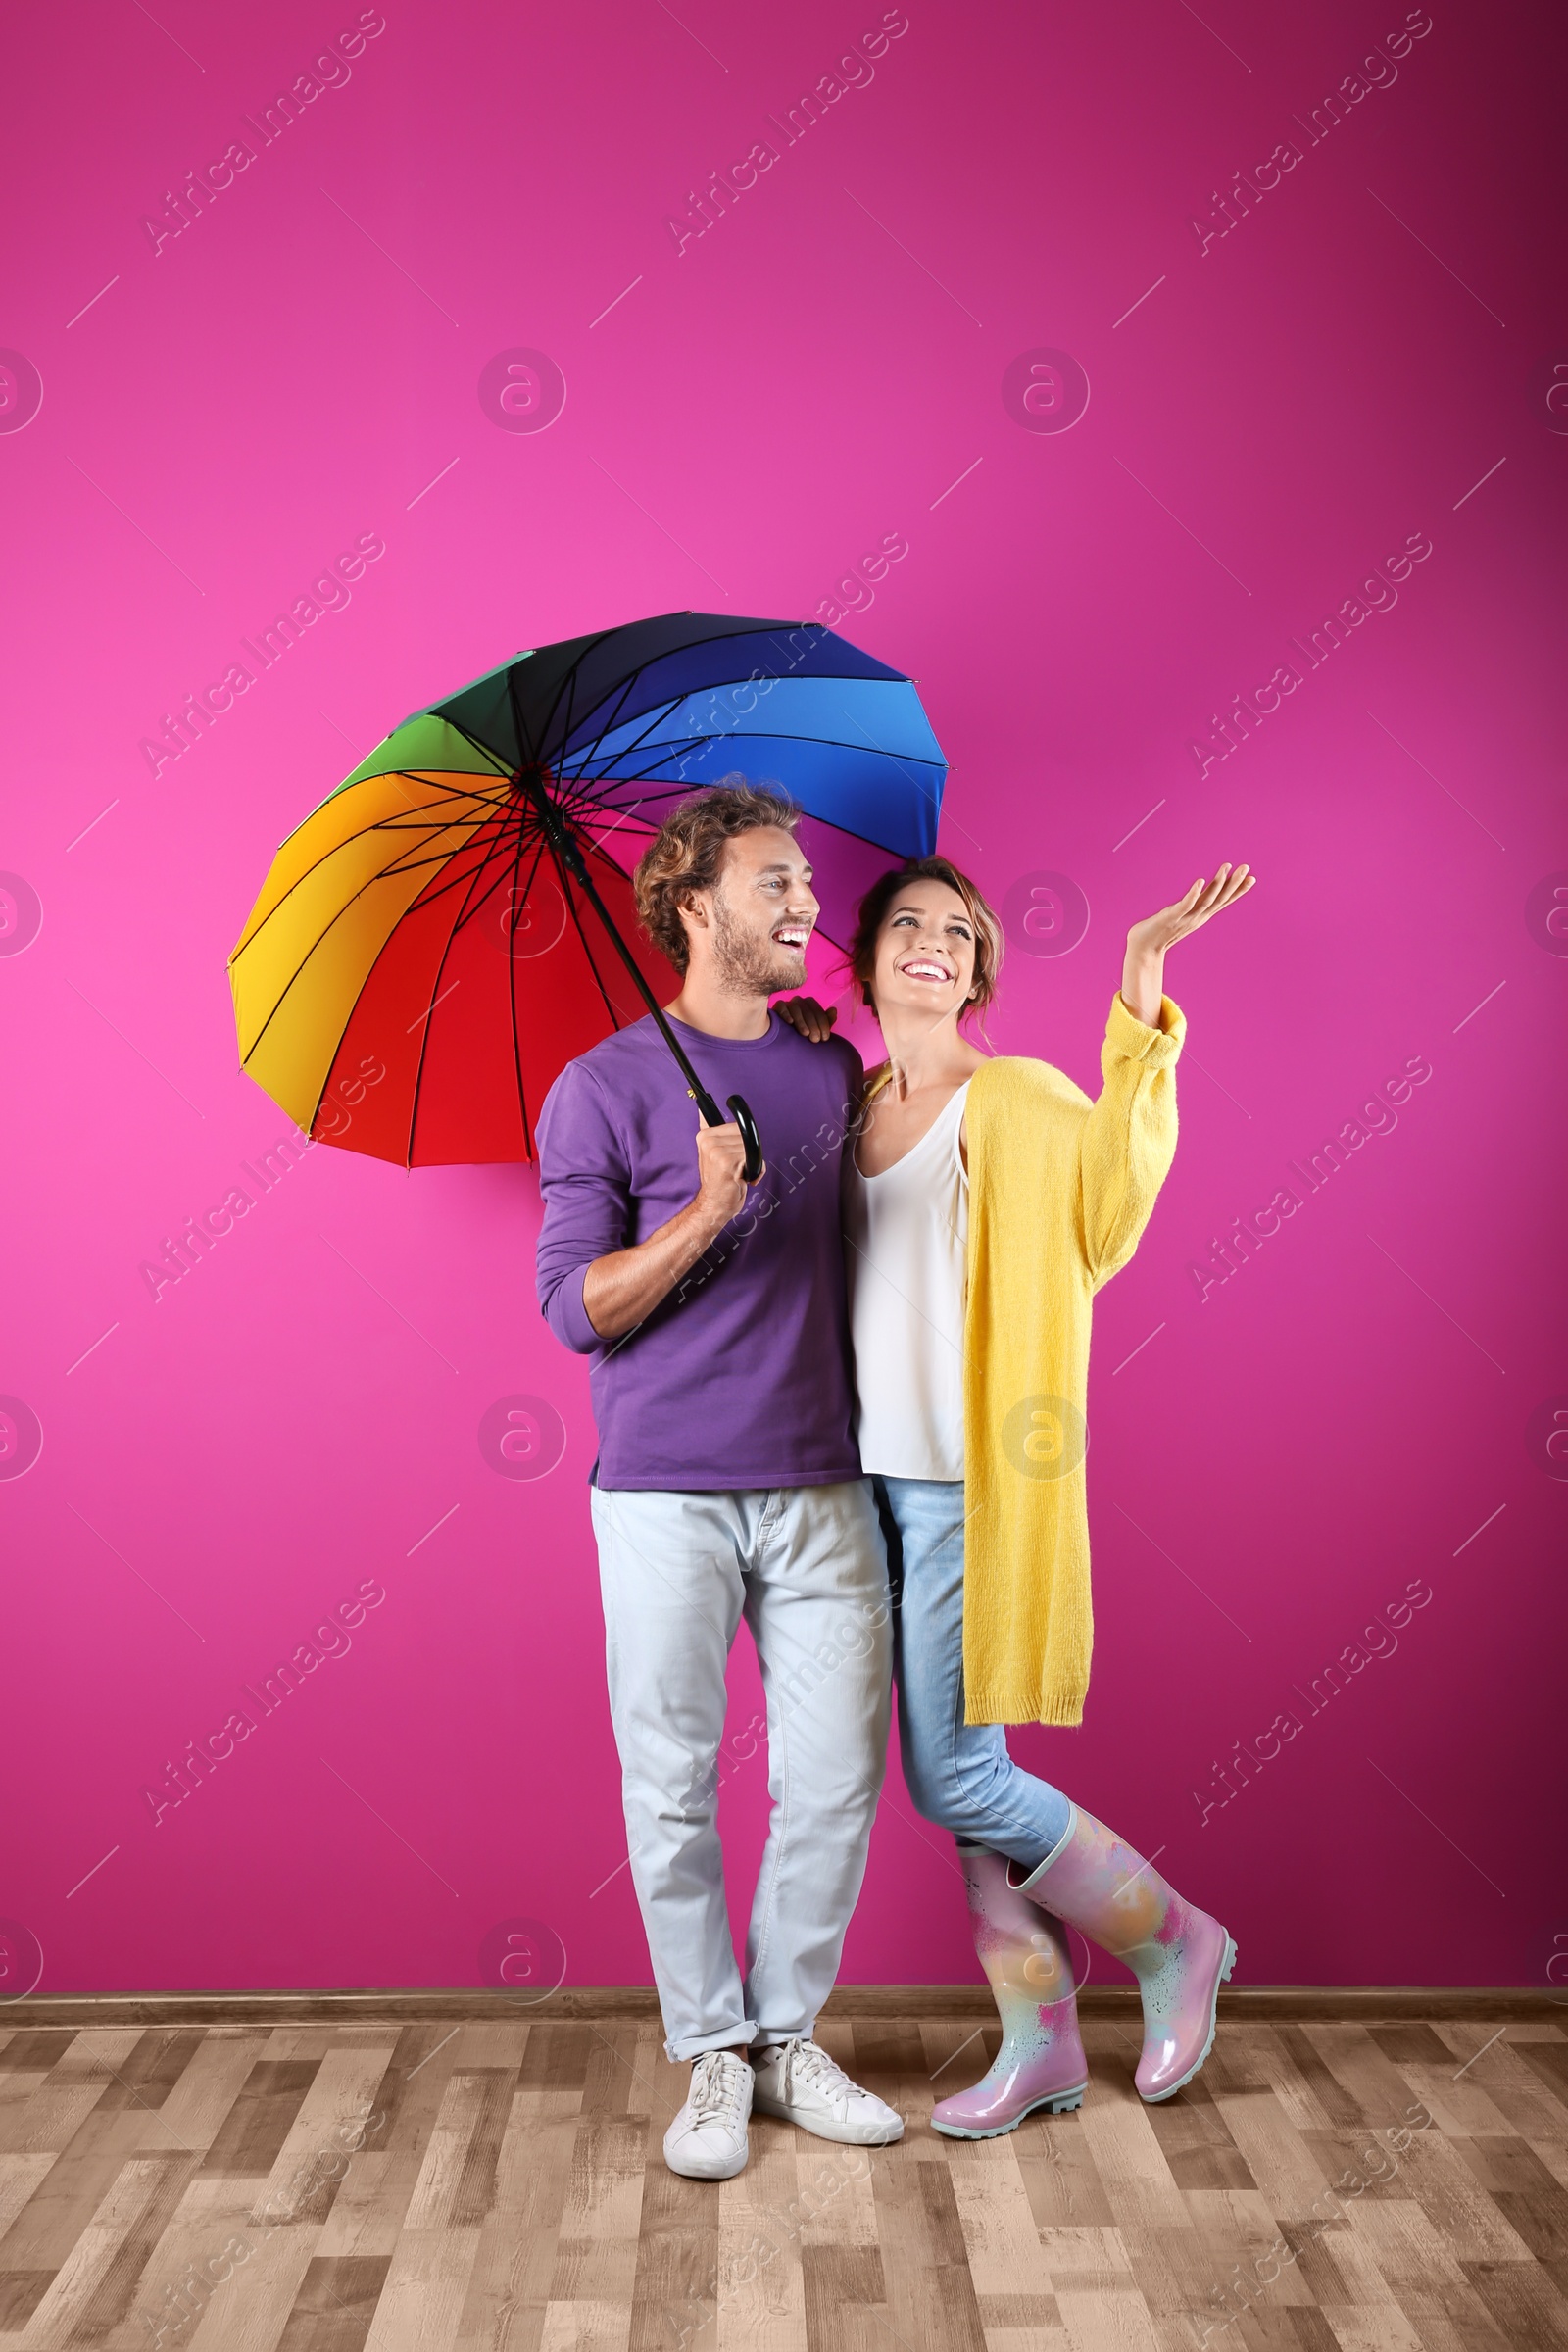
{"left": 228, "top": 611, "right": 947, "bottom": 1166}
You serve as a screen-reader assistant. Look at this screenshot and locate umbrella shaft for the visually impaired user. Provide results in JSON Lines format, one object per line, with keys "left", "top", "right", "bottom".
{"left": 524, "top": 779, "right": 724, "bottom": 1128}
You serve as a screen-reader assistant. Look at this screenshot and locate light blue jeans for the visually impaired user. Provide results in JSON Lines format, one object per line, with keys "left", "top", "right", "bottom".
{"left": 875, "top": 1475, "right": 1072, "bottom": 1870}
{"left": 590, "top": 1480, "right": 892, "bottom": 2061}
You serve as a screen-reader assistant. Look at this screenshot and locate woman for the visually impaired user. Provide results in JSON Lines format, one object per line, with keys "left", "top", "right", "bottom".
{"left": 784, "top": 851, "right": 1253, "bottom": 2136}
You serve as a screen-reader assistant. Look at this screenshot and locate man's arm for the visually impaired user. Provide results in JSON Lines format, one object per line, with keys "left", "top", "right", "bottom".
{"left": 535, "top": 1062, "right": 755, "bottom": 1348}
{"left": 581, "top": 1119, "right": 750, "bottom": 1341}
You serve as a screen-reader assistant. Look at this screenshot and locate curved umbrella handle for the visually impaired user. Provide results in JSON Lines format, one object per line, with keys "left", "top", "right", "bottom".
{"left": 726, "top": 1094, "right": 764, "bottom": 1184}
{"left": 692, "top": 1087, "right": 764, "bottom": 1185}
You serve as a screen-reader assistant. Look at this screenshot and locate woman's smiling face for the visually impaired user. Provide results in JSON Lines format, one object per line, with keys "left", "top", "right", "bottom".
{"left": 871, "top": 879, "right": 978, "bottom": 1024}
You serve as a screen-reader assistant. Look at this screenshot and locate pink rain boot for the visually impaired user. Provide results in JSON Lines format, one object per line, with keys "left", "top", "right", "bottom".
{"left": 1010, "top": 1803, "right": 1236, "bottom": 2102}
{"left": 930, "top": 1845, "right": 1089, "bottom": 2138}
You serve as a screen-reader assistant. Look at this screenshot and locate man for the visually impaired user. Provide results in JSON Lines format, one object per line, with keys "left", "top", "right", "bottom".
{"left": 534, "top": 781, "right": 902, "bottom": 2180}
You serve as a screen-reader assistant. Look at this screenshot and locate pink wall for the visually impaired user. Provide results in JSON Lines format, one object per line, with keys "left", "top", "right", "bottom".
{"left": 2, "top": 0, "right": 1562, "bottom": 1999}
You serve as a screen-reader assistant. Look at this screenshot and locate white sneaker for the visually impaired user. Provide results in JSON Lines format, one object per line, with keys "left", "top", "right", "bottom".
{"left": 750, "top": 2037, "right": 905, "bottom": 2145}
{"left": 663, "top": 2049, "right": 754, "bottom": 2180}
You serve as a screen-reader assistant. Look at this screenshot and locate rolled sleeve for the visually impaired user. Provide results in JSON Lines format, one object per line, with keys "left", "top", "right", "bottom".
{"left": 534, "top": 1062, "right": 632, "bottom": 1355}
{"left": 1104, "top": 988, "right": 1186, "bottom": 1071}
{"left": 544, "top": 1260, "right": 602, "bottom": 1354}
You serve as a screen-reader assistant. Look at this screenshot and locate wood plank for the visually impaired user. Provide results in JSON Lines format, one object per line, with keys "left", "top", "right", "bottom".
{"left": 713, "top": 2131, "right": 808, "bottom": 2351}
{"left": 1206, "top": 2090, "right": 1336, "bottom": 2224}
{"left": 1457, "top": 2138, "right": 1568, "bottom": 2263}
{"left": 361, "top": 2225, "right": 482, "bottom": 2352}
{"left": 800, "top": 2243, "right": 887, "bottom": 2352}
{"left": 1074, "top": 2097, "right": 1190, "bottom": 2233}
{"left": 946, "top": 2135, "right": 1054, "bottom": 2303}
{"left": 274, "top": 2254, "right": 392, "bottom": 2352}
{"left": 0, "top": 2001, "right": 1557, "bottom": 2352}
{"left": 2, "top": 2033, "right": 148, "bottom": 2165}
{"left": 0, "top": 2166, "right": 54, "bottom": 2254}
{"left": 1435, "top": 2031, "right": 1568, "bottom": 2141}
{"left": 246, "top": 2045, "right": 395, "bottom": 2234}
{"left": 1460, "top": 2258, "right": 1568, "bottom": 2352}
{"left": 200, "top": 2062, "right": 321, "bottom": 2182}
{"left": 1140, "top": 2080, "right": 1256, "bottom": 2194}
{"left": 15, "top": 2157, "right": 175, "bottom": 2347}
{"left": 155, "top": 2034, "right": 273, "bottom": 2156}
{"left": 452, "top": 2083, "right": 579, "bottom": 2348}
{"left": 1012, "top": 2117, "right": 1116, "bottom": 2235}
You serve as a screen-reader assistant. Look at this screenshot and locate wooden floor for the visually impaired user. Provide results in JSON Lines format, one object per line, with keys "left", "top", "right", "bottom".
{"left": 1, "top": 2005, "right": 1565, "bottom": 2350}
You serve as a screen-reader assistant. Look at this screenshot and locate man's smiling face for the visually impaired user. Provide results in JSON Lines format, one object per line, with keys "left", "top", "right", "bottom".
{"left": 691, "top": 823, "right": 820, "bottom": 998}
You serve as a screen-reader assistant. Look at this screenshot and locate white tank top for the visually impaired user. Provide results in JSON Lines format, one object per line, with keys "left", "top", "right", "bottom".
{"left": 844, "top": 1081, "right": 969, "bottom": 1481}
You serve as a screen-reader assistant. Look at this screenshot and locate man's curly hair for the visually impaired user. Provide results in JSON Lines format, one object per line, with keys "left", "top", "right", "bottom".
{"left": 633, "top": 779, "right": 801, "bottom": 973}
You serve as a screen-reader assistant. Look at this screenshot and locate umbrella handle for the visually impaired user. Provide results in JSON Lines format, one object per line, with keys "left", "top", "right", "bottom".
{"left": 694, "top": 1087, "right": 763, "bottom": 1185}
{"left": 726, "top": 1094, "right": 763, "bottom": 1184}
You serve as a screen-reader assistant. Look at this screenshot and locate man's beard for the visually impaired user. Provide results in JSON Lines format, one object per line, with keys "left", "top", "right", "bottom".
{"left": 710, "top": 889, "right": 806, "bottom": 997}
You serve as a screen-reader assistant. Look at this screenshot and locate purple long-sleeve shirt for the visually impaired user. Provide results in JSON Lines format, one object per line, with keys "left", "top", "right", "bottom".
{"left": 534, "top": 1011, "right": 864, "bottom": 1491}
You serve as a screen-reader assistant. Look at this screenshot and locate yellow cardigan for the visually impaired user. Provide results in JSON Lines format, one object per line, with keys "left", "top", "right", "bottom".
{"left": 960, "top": 990, "right": 1185, "bottom": 1727}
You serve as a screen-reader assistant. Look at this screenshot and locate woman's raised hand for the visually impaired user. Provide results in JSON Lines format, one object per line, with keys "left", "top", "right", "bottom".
{"left": 1128, "top": 865, "right": 1255, "bottom": 960}
{"left": 1120, "top": 864, "right": 1255, "bottom": 1027}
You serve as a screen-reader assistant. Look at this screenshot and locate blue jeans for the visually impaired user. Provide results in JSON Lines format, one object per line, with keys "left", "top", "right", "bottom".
{"left": 875, "top": 1475, "right": 1072, "bottom": 1871}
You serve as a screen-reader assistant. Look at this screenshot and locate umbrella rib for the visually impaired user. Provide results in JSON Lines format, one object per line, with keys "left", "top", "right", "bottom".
{"left": 503, "top": 832, "right": 550, "bottom": 1157}
{"left": 577, "top": 726, "right": 946, "bottom": 770}
{"left": 558, "top": 687, "right": 681, "bottom": 786}
{"left": 557, "top": 663, "right": 651, "bottom": 769}
{"left": 563, "top": 763, "right": 932, "bottom": 863}
{"left": 551, "top": 846, "right": 634, "bottom": 1035}
{"left": 449, "top": 820, "right": 549, "bottom": 939}
{"left": 234, "top": 780, "right": 514, "bottom": 957}
{"left": 403, "top": 794, "right": 532, "bottom": 1167}
{"left": 550, "top": 621, "right": 890, "bottom": 764}
{"left": 235, "top": 808, "right": 525, "bottom": 1066}
{"left": 551, "top": 628, "right": 912, "bottom": 771}
{"left": 422, "top": 716, "right": 515, "bottom": 779}
{"left": 534, "top": 629, "right": 621, "bottom": 771}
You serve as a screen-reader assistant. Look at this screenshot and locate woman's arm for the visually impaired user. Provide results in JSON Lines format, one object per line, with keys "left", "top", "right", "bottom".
{"left": 1120, "top": 863, "right": 1254, "bottom": 1023}
{"left": 1079, "top": 994, "right": 1185, "bottom": 1287}
{"left": 1083, "top": 863, "right": 1256, "bottom": 1285}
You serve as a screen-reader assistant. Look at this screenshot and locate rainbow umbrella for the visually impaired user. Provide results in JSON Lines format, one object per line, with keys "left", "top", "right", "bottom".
{"left": 228, "top": 611, "right": 946, "bottom": 1169}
